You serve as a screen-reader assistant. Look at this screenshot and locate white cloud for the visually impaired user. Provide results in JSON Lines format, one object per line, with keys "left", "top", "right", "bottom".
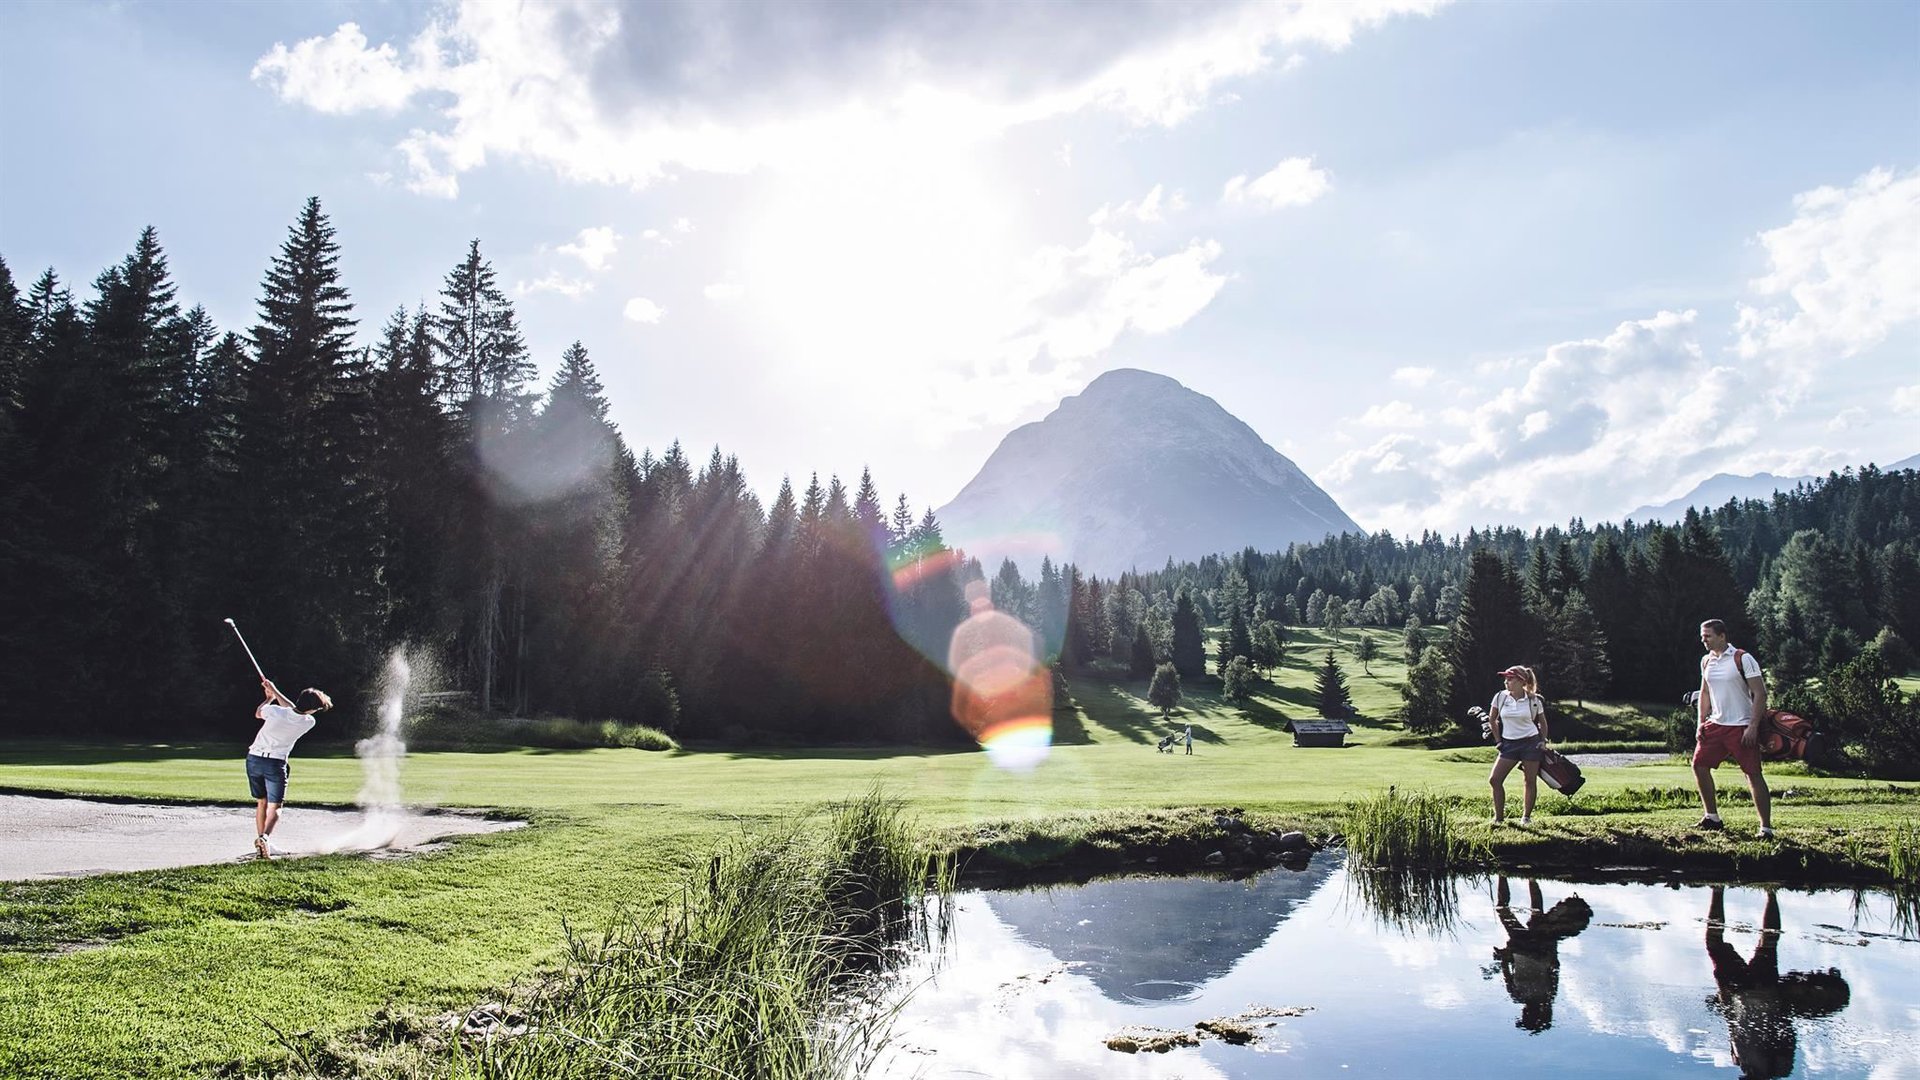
{"left": 1358, "top": 400, "right": 1424, "bottom": 428}
{"left": 1826, "top": 407, "right": 1869, "bottom": 432}
{"left": 1391, "top": 366, "right": 1436, "bottom": 387}
{"left": 251, "top": 1, "right": 1442, "bottom": 197}
{"left": 516, "top": 273, "right": 593, "bottom": 299}
{"left": 1089, "top": 184, "right": 1187, "bottom": 226}
{"left": 251, "top": 22, "right": 422, "bottom": 114}
{"left": 1009, "top": 229, "right": 1227, "bottom": 363}
{"left": 1222, "top": 156, "right": 1331, "bottom": 211}
{"left": 703, "top": 281, "right": 743, "bottom": 304}
{"left": 1734, "top": 167, "right": 1920, "bottom": 399}
{"left": 622, "top": 297, "right": 666, "bottom": 323}
{"left": 1324, "top": 310, "right": 1761, "bottom": 533}
{"left": 556, "top": 226, "right": 619, "bottom": 271}
{"left": 1320, "top": 161, "right": 1920, "bottom": 535}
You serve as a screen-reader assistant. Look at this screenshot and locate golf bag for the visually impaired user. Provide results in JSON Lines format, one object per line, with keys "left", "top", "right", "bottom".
{"left": 1539, "top": 748, "right": 1585, "bottom": 796}
{"left": 1759, "top": 710, "right": 1819, "bottom": 762}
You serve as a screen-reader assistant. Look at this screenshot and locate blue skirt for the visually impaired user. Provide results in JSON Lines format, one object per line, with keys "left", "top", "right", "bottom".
{"left": 1497, "top": 734, "right": 1547, "bottom": 762}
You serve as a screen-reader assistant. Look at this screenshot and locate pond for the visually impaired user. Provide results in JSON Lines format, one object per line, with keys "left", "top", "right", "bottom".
{"left": 861, "top": 856, "right": 1920, "bottom": 1078}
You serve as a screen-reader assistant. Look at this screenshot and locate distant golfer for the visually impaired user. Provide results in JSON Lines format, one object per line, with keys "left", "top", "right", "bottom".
{"left": 1184, "top": 723, "right": 1193, "bottom": 755}
{"left": 246, "top": 677, "right": 332, "bottom": 859}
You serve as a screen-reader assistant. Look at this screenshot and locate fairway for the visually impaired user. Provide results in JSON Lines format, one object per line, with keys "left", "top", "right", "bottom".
{"left": 3, "top": 646, "right": 1914, "bottom": 1078}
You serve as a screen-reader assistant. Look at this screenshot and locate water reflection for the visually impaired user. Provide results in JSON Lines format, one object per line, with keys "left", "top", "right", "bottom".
{"left": 1491, "top": 876, "right": 1593, "bottom": 1033}
{"left": 1706, "top": 886, "right": 1851, "bottom": 1079}
{"left": 867, "top": 858, "right": 1915, "bottom": 1079}
{"left": 982, "top": 857, "right": 1338, "bottom": 1002}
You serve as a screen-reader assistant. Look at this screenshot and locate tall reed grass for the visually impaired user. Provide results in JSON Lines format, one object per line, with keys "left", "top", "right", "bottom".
{"left": 1343, "top": 786, "right": 1486, "bottom": 869}
{"left": 1890, "top": 817, "right": 1919, "bottom": 896}
{"left": 1342, "top": 787, "right": 1488, "bottom": 935}
{"left": 452, "top": 789, "right": 949, "bottom": 1080}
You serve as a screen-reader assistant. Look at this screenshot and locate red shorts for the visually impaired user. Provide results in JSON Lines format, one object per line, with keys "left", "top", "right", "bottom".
{"left": 1693, "top": 722, "right": 1762, "bottom": 776}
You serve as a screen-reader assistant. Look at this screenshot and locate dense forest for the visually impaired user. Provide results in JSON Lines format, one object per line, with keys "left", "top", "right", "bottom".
{"left": 1038, "top": 468, "right": 1920, "bottom": 774}
{"left": 0, "top": 200, "right": 968, "bottom": 744}
{"left": 2, "top": 199, "right": 1914, "bottom": 773}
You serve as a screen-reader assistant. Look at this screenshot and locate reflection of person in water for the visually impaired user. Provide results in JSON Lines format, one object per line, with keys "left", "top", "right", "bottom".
{"left": 1491, "top": 876, "right": 1593, "bottom": 1033}
{"left": 1705, "top": 886, "right": 1850, "bottom": 1079}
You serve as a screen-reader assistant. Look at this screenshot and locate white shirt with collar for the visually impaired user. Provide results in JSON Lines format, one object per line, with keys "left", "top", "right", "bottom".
{"left": 1702, "top": 646, "right": 1763, "bottom": 727}
{"left": 248, "top": 704, "right": 316, "bottom": 759}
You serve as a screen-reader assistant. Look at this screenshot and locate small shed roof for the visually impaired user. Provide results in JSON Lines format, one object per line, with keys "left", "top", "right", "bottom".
{"left": 1287, "top": 719, "right": 1352, "bottom": 734}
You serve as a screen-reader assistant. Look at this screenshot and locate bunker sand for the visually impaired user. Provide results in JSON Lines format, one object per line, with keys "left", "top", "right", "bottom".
{"left": 0, "top": 793, "right": 519, "bottom": 880}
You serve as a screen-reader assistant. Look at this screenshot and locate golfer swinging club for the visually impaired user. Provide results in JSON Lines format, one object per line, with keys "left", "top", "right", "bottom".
{"left": 246, "top": 676, "right": 332, "bottom": 859}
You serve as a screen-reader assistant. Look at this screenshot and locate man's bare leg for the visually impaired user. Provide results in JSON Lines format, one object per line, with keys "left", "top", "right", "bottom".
{"left": 1694, "top": 760, "right": 1721, "bottom": 818}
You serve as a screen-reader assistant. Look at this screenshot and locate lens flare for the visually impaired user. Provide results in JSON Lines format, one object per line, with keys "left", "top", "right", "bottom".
{"left": 947, "top": 581, "right": 1052, "bottom": 770}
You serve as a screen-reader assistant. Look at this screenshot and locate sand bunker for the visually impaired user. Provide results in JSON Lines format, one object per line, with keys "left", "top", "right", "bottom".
{"left": 0, "top": 793, "right": 521, "bottom": 880}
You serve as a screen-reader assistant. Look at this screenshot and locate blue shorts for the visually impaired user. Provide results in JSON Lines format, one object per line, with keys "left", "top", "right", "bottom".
{"left": 246, "top": 754, "right": 289, "bottom": 803}
{"left": 1497, "top": 734, "right": 1548, "bottom": 763}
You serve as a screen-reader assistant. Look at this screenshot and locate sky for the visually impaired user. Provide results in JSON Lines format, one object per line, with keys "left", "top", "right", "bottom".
{"left": 2, "top": 0, "right": 1915, "bottom": 539}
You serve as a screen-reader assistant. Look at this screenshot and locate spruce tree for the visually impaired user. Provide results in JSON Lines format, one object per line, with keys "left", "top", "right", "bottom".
{"left": 1129, "top": 622, "right": 1156, "bottom": 679}
{"left": 1315, "top": 650, "right": 1354, "bottom": 717}
{"left": 434, "top": 238, "right": 533, "bottom": 427}
{"left": 1171, "top": 588, "right": 1206, "bottom": 678}
{"left": 237, "top": 197, "right": 376, "bottom": 688}
{"left": 1447, "top": 550, "right": 1532, "bottom": 717}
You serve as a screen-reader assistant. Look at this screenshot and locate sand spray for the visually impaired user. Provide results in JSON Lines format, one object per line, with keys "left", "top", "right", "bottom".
{"left": 319, "top": 647, "right": 419, "bottom": 853}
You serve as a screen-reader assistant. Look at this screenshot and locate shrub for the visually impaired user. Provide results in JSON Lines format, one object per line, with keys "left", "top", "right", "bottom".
{"left": 406, "top": 707, "right": 679, "bottom": 752}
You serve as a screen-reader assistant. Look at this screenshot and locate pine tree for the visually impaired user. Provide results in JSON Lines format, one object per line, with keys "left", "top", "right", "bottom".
{"left": 1227, "top": 605, "right": 1253, "bottom": 667}
{"left": 236, "top": 197, "right": 378, "bottom": 690}
{"left": 434, "top": 239, "right": 533, "bottom": 427}
{"left": 1447, "top": 550, "right": 1533, "bottom": 718}
{"left": 1545, "top": 591, "right": 1611, "bottom": 706}
{"left": 1315, "top": 650, "right": 1354, "bottom": 717}
{"left": 1171, "top": 588, "right": 1206, "bottom": 678}
{"left": 1129, "top": 622, "right": 1156, "bottom": 679}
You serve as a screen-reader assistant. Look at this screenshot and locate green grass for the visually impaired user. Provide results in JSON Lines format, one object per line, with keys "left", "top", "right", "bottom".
{"left": 1342, "top": 786, "right": 1489, "bottom": 868}
{"left": 1, "top": 658, "right": 1916, "bottom": 1078}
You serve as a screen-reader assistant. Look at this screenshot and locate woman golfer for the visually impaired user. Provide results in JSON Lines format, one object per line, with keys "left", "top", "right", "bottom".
{"left": 1487, "top": 665, "right": 1549, "bottom": 826}
{"left": 246, "top": 677, "right": 331, "bottom": 858}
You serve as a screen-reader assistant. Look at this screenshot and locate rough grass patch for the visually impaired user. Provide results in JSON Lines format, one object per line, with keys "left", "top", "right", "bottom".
{"left": 1342, "top": 786, "right": 1488, "bottom": 869}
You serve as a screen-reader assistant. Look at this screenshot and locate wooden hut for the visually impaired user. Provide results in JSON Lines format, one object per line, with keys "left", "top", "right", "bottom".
{"left": 1288, "top": 719, "right": 1350, "bottom": 748}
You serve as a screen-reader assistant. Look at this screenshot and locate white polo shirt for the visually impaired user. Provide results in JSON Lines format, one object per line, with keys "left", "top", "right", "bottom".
{"left": 1702, "top": 647, "right": 1763, "bottom": 727}
{"left": 248, "top": 704, "right": 316, "bottom": 759}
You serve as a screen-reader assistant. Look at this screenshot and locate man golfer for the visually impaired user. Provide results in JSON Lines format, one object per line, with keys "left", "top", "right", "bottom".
{"left": 246, "top": 677, "right": 332, "bottom": 858}
{"left": 1693, "top": 619, "right": 1773, "bottom": 839}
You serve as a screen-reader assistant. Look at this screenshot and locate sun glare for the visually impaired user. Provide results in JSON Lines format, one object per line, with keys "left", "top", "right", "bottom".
{"left": 737, "top": 152, "right": 1023, "bottom": 390}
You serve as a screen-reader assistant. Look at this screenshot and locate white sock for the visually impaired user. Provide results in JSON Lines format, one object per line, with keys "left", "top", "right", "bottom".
{"left": 1702, "top": 813, "right": 1720, "bottom": 821}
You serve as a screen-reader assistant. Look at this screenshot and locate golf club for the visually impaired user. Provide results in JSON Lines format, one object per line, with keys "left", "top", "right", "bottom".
{"left": 224, "top": 617, "right": 268, "bottom": 682}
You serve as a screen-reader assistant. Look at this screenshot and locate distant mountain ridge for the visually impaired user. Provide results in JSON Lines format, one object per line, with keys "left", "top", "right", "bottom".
{"left": 1626, "top": 452, "right": 1920, "bottom": 522}
{"left": 936, "top": 369, "right": 1360, "bottom": 576}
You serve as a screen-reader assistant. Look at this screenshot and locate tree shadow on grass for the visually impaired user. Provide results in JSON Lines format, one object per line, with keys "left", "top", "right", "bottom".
{"left": 1067, "top": 678, "right": 1172, "bottom": 745}
{"left": 0, "top": 740, "right": 255, "bottom": 766}
{"left": 1238, "top": 696, "right": 1297, "bottom": 734}
{"left": 1263, "top": 681, "right": 1320, "bottom": 712}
